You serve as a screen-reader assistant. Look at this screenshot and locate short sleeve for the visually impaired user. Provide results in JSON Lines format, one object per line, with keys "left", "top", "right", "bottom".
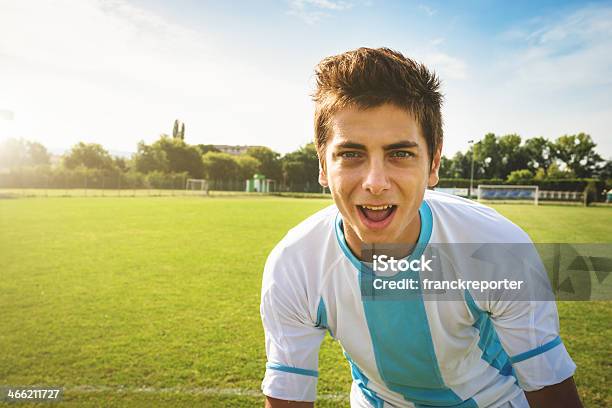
{"left": 260, "top": 251, "right": 326, "bottom": 402}
{"left": 479, "top": 244, "right": 576, "bottom": 392}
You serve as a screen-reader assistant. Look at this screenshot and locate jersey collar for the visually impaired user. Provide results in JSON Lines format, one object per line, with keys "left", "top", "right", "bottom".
{"left": 334, "top": 200, "right": 433, "bottom": 272}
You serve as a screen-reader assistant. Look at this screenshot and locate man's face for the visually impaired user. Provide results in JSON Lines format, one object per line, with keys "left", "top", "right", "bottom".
{"left": 319, "top": 104, "right": 441, "bottom": 247}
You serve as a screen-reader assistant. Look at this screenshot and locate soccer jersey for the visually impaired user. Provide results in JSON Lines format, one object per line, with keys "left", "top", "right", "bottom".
{"left": 260, "top": 190, "right": 575, "bottom": 407}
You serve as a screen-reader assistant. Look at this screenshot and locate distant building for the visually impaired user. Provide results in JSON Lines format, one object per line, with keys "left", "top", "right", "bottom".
{"left": 50, "top": 154, "right": 62, "bottom": 166}
{"left": 212, "top": 145, "right": 264, "bottom": 156}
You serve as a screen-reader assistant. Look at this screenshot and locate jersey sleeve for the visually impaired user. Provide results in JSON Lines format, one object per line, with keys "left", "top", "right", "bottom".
{"left": 260, "top": 248, "right": 326, "bottom": 402}
{"left": 478, "top": 244, "right": 576, "bottom": 392}
{"left": 491, "top": 300, "right": 576, "bottom": 391}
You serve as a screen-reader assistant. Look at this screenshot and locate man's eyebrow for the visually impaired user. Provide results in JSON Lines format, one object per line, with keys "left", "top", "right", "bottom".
{"left": 384, "top": 140, "right": 419, "bottom": 150}
{"left": 334, "top": 140, "right": 419, "bottom": 150}
{"left": 335, "top": 141, "right": 367, "bottom": 150}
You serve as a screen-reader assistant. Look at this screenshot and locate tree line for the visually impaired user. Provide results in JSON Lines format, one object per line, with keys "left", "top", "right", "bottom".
{"left": 0, "top": 129, "right": 321, "bottom": 191}
{"left": 0, "top": 127, "right": 610, "bottom": 192}
{"left": 440, "top": 132, "right": 610, "bottom": 182}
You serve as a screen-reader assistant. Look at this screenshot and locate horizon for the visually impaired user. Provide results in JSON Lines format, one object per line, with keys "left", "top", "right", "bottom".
{"left": 14, "top": 133, "right": 611, "bottom": 163}
{"left": 1, "top": 0, "right": 611, "bottom": 158}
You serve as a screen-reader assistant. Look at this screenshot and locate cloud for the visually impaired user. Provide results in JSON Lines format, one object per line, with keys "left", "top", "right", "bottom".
{"left": 422, "top": 52, "right": 467, "bottom": 80}
{"left": 287, "top": 0, "right": 353, "bottom": 24}
{"left": 418, "top": 4, "right": 437, "bottom": 17}
{"left": 501, "top": 4, "right": 612, "bottom": 91}
{"left": 409, "top": 38, "right": 466, "bottom": 81}
{"left": 0, "top": 0, "right": 312, "bottom": 153}
{"left": 441, "top": 3, "right": 612, "bottom": 158}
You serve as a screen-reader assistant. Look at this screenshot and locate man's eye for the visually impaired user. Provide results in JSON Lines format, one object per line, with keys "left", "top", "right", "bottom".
{"left": 390, "top": 151, "right": 414, "bottom": 158}
{"left": 340, "top": 151, "right": 362, "bottom": 159}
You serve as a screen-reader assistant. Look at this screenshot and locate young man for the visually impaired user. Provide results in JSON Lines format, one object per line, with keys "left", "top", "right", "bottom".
{"left": 260, "top": 48, "right": 582, "bottom": 407}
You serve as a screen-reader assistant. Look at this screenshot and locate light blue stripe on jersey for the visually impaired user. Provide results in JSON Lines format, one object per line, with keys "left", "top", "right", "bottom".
{"left": 509, "top": 336, "right": 562, "bottom": 364}
{"left": 464, "top": 290, "right": 516, "bottom": 378}
{"left": 315, "top": 297, "right": 335, "bottom": 338}
{"left": 335, "top": 201, "right": 478, "bottom": 407}
{"left": 266, "top": 362, "right": 318, "bottom": 378}
{"left": 344, "top": 352, "right": 385, "bottom": 408}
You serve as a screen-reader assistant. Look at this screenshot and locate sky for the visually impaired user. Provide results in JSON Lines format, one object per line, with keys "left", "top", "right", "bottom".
{"left": 0, "top": 0, "right": 610, "bottom": 158}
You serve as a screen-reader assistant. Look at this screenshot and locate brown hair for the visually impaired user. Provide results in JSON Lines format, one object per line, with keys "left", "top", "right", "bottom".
{"left": 312, "top": 47, "right": 443, "bottom": 164}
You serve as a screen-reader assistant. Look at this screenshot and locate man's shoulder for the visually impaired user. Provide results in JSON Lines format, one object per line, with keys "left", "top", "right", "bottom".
{"left": 264, "top": 204, "right": 339, "bottom": 277}
{"left": 280, "top": 204, "right": 339, "bottom": 249}
{"left": 424, "top": 190, "right": 531, "bottom": 243}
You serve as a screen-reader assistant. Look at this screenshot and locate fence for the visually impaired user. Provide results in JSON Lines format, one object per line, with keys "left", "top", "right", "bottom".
{"left": 538, "top": 190, "right": 583, "bottom": 201}
{"left": 0, "top": 173, "right": 330, "bottom": 198}
{"left": 0, "top": 188, "right": 213, "bottom": 198}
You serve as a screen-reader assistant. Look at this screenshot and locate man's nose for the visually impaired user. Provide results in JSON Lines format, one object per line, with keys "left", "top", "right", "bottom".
{"left": 362, "top": 159, "right": 390, "bottom": 195}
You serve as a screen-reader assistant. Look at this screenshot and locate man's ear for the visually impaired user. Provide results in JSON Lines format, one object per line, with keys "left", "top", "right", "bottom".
{"left": 428, "top": 146, "right": 442, "bottom": 188}
{"left": 318, "top": 158, "right": 328, "bottom": 188}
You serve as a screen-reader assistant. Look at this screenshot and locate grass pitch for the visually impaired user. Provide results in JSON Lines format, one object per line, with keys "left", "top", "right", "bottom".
{"left": 0, "top": 197, "right": 610, "bottom": 407}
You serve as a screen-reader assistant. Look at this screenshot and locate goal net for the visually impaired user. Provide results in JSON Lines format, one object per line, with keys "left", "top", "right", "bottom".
{"left": 186, "top": 178, "right": 209, "bottom": 195}
{"left": 477, "top": 185, "right": 539, "bottom": 205}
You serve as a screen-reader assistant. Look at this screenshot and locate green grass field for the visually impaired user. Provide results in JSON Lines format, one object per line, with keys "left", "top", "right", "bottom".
{"left": 0, "top": 197, "right": 610, "bottom": 407}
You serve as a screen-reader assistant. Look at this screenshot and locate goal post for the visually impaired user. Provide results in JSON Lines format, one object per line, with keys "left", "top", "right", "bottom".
{"left": 477, "top": 185, "right": 539, "bottom": 205}
{"left": 185, "top": 178, "right": 209, "bottom": 195}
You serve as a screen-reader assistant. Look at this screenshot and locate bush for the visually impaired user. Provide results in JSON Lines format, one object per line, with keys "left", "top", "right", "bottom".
{"left": 506, "top": 169, "right": 533, "bottom": 184}
{"left": 583, "top": 181, "right": 598, "bottom": 206}
{"left": 145, "top": 171, "right": 188, "bottom": 189}
{"left": 0, "top": 166, "right": 150, "bottom": 189}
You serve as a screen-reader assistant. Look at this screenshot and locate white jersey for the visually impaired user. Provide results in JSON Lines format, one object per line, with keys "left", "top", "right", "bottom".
{"left": 260, "top": 190, "right": 575, "bottom": 407}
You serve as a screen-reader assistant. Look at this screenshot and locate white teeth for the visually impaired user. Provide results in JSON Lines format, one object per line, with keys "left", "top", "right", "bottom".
{"left": 361, "top": 204, "right": 393, "bottom": 211}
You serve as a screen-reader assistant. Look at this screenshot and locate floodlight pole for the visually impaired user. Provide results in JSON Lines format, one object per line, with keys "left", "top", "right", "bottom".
{"left": 468, "top": 140, "right": 475, "bottom": 198}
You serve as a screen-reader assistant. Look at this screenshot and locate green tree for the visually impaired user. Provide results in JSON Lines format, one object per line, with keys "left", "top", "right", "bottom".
{"left": 523, "top": 136, "right": 553, "bottom": 172}
{"left": 449, "top": 151, "right": 472, "bottom": 178}
{"left": 498, "top": 134, "right": 528, "bottom": 177}
{"left": 235, "top": 155, "right": 261, "bottom": 181}
{"left": 132, "top": 141, "right": 169, "bottom": 173}
{"left": 282, "top": 143, "right": 319, "bottom": 188}
{"left": 63, "top": 142, "right": 115, "bottom": 170}
{"left": 0, "top": 138, "right": 50, "bottom": 169}
{"left": 0, "top": 138, "right": 28, "bottom": 169}
{"left": 26, "top": 141, "right": 51, "bottom": 166}
{"left": 113, "top": 156, "right": 129, "bottom": 172}
{"left": 545, "top": 162, "right": 575, "bottom": 179}
{"left": 506, "top": 169, "right": 533, "bottom": 184}
{"left": 551, "top": 133, "right": 603, "bottom": 178}
{"left": 196, "top": 144, "right": 220, "bottom": 155}
{"left": 171, "top": 120, "right": 185, "bottom": 141}
{"left": 533, "top": 167, "right": 547, "bottom": 181}
{"left": 246, "top": 146, "right": 282, "bottom": 181}
{"left": 438, "top": 156, "right": 453, "bottom": 178}
{"left": 597, "top": 159, "right": 612, "bottom": 180}
{"left": 473, "top": 133, "right": 501, "bottom": 179}
{"left": 470, "top": 133, "right": 532, "bottom": 179}
{"left": 152, "top": 135, "right": 204, "bottom": 177}
{"left": 172, "top": 120, "right": 179, "bottom": 139}
{"left": 202, "top": 152, "right": 240, "bottom": 180}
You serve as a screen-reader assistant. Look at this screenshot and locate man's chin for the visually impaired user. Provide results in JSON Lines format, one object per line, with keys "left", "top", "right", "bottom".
{"left": 355, "top": 227, "right": 395, "bottom": 244}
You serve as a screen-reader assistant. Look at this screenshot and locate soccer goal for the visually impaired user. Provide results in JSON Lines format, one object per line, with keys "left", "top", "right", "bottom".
{"left": 477, "top": 185, "right": 539, "bottom": 205}
{"left": 185, "top": 178, "right": 209, "bottom": 195}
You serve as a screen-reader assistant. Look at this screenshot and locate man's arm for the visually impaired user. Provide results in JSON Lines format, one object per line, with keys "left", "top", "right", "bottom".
{"left": 260, "top": 252, "right": 326, "bottom": 404}
{"left": 524, "top": 376, "right": 583, "bottom": 408}
{"left": 476, "top": 244, "right": 580, "bottom": 407}
{"left": 265, "top": 396, "right": 314, "bottom": 407}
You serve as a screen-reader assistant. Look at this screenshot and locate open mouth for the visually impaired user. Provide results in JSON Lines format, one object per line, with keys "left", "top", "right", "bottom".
{"left": 357, "top": 204, "right": 397, "bottom": 229}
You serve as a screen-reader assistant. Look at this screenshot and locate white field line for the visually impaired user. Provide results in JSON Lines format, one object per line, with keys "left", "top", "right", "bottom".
{"left": 66, "top": 385, "right": 349, "bottom": 401}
